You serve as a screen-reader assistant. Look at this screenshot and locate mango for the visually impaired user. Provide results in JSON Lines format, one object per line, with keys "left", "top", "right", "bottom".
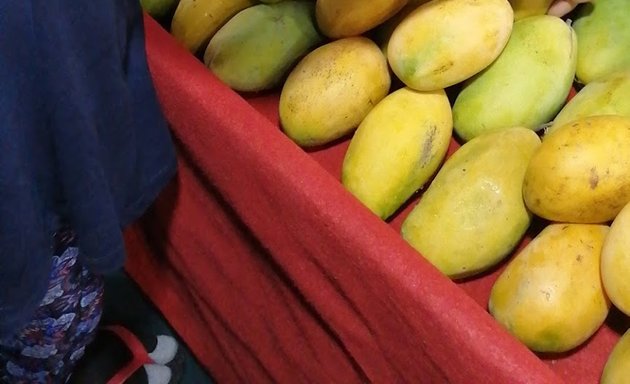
{"left": 547, "top": 70, "right": 630, "bottom": 134}
{"left": 203, "top": 1, "right": 323, "bottom": 93}
{"left": 387, "top": 0, "right": 513, "bottom": 92}
{"left": 601, "top": 201, "right": 630, "bottom": 317}
{"left": 523, "top": 115, "right": 630, "bottom": 224}
{"left": 279, "top": 37, "right": 391, "bottom": 147}
{"left": 140, "top": 0, "right": 180, "bottom": 22}
{"left": 508, "top": 0, "right": 553, "bottom": 20}
{"left": 489, "top": 223, "right": 610, "bottom": 353}
{"left": 315, "top": 0, "right": 408, "bottom": 39}
{"left": 372, "top": 0, "right": 431, "bottom": 55}
{"left": 170, "top": 0, "right": 256, "bottom": 55}
{"left": 601, "top": 328, "right": 630, "bottom": 384}
{"left": 342, "top": 87, "right": 452, "bottom": 220}
{"left": 573, "top": 0, "right": 630, "bottom": 84}
{"left": 401, "top": 127, "right": 540, "bottom": 279}
{"left": 452, "top": 15, "right": 577, "bottom": 142}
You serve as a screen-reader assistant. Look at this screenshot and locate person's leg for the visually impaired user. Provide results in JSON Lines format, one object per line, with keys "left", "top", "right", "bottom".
{"left": 0, "top": 229, "right": 104, "bottom": 383}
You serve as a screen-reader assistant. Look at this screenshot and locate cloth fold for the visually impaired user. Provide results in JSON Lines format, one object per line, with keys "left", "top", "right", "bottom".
{"left": 125, "top": 17, "right": 569, "bottom": 384}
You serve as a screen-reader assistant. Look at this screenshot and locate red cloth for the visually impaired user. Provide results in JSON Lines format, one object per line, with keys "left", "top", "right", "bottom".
{"left": 125, "top": 16, "right": 626, "bottom": 383}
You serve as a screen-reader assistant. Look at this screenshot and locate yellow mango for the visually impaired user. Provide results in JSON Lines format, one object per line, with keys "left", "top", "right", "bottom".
{"left": 315, "top": 0, "right": 408, "bottom": 39}
{"left": 489, "top": 223, "right": 610, "bottom": 353}
{"left": 508, "top": 0, "right": 553, "bottom": 20}
{"left": 452, "top": 15, "right": 577, "bottom": 142}
{"left": 170, "top": 0, "right": 256, "bottom": 55}
{"left": 602, "top": 328, "right": 630, "bottom": 384}
{"left": 372, "top": 0, "right": 431, "bottom": 55}
{"left": 547, "top": 70, "right": 630, "bottom": 134}
{"left": 203, "top": 2, "right": 323, "bottom": 92}
{"left": 523, "top": 115, "right": 630, "bottom": 224}
{"left": 342, "top": 87, "right": 452, "bottom": 220}
{"left": 601, "top": 201, "right": 630, "bottom": 317}
{"left": 279, "top": 37, "right": 390, "bottom": 147}
{"left": 401, "top": 127, "right": 540, "bottom": 279}
{"left": 387, "top": 0, "right": 513, "bottom": 92}
{"left": 573, "top": 0, "right": 630, "bottom": 84}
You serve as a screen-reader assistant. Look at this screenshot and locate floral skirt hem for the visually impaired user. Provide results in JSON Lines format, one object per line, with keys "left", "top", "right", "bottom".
{"left": 0, "top": 230, "right": 104, "bottom": 383}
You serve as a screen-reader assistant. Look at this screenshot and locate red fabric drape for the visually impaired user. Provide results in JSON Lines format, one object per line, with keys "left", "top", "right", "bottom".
{"left": 125, "top": 16, "right": 625, "bottom": 383}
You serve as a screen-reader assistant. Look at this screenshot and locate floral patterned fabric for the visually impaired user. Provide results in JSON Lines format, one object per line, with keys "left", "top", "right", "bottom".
{"left": 0, "top": 230, "right": 104, "bottom": 383}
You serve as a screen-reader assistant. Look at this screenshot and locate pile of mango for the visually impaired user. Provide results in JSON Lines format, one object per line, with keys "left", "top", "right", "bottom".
{"left": 144, "top": 0, "right": 630, "bottom": 379}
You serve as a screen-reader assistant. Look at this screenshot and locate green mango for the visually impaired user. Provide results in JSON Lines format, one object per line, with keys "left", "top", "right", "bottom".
{"left": 452, "top": 15, "right": 577, "bottom": 142}
{"left": 573, "top": 0, "right": 630, "bottom": 84}
{"left": 204, "top": 1, "right": 323, "bottom": 92}
{"left": 140, "top": 0, "right": 179, "bottom": 22}
{"left": 341, "top": 87, "right": 453, "bottom": 220}
{"left": 546, "top": 70, "right": 630, "bottom": 135}
{"left": 401, "top": 127, "right": 541, "bottom": 279}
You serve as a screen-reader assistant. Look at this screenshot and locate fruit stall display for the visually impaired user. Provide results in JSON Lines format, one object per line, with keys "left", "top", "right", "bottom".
{"left": 127, "top": 0, "right": 630, "bottom": 382}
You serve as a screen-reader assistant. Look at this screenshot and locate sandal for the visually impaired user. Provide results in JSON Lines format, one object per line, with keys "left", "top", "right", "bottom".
{"left": 69, "top": 325, "right": 184, "bottom": 384}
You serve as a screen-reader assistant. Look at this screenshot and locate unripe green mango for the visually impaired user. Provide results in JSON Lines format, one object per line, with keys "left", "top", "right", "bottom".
{"left": 573, "top": 0, "right": 630, "bottom": 84}
{"left": 546, "top": 70, "right": 630, "bottom": 135}
{"left": 401, "top": 127, "right": 541, "bottom": 279}
{"left": 141, "top": 0, "right": 179, "bottom": 23}
{"left": 342, "top": 87, "right": 453, "bottom": 220}
{"left": 452, "top": 15, "right": 576, "bottom": 142}
{"left": 204, "top": 1, "right": 323, "bottom": 92}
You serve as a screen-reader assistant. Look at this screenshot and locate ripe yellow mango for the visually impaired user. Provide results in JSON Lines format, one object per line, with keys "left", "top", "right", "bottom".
{"left": 547, "top": 70, "right": 630, "bottom": 134}
{"left": 573, "top": 0, "right": 630, "bottom": 84}
{"left": 279, "top": 37, "right": 390, "bottom": 147}
{"left": 315, "top": 0, "right": 408, "bottom": 38}
{"left": 489, "top": 223, "right": 610, "bottom": 353}
{"left": 602, "top": 328, "right": 630, "bottom": 384}
{"left": 453, "top": 15, "right": 577, "bottom": 142}
{"left": 508, "top": 0, "right": 553, "bottom": 20}
{"left": 372, "top": 0, "right": 431, "bottom": 55}
{"left": 342, "top": 87, "right": 452, "bottom": 220}
{"left": 401, "top": 127, "right": 540, "bottom": 279}
{"left": 170, "top": 0, "right": 256, "bottom": 55}
{"left": 523, "top": 115, "right": 630, "bottom": 224}
{"left": 203, "top": 2, "right": 323, "bottom": 92}
{"left": 387, "top": 0, "right": 513, "bottom": 92}
{"left": 600, "top": 201, "right": 630, "bottom": 317}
